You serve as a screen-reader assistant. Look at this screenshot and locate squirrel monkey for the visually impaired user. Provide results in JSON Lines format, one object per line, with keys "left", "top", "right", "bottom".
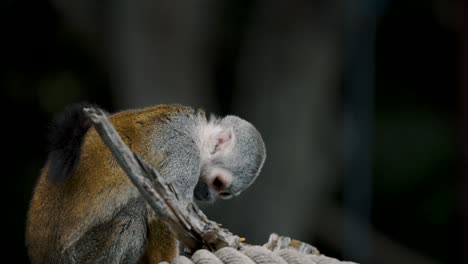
{"left": 26, "top": 103, "right": 266, "bottom": 264}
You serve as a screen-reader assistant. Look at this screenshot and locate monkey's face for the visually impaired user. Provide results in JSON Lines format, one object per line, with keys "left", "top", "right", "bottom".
{"left": 194, "top": 116, "right": 266, "bottom": 203}
{"left": 194, "top": 155, "right": 264, "bottom": 203}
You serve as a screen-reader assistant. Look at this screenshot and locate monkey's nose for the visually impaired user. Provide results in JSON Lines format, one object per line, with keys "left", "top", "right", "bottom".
{"left": 211, "top": 175, "right": 231, "bottom": 193}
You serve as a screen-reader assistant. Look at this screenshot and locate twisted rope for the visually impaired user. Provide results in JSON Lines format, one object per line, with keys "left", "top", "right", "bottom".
{"left": 161, "top": 234, "right": 357, "bottom": 264}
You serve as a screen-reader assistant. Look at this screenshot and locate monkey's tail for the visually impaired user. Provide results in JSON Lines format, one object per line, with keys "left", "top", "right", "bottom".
{"left": 46, "top": 102, "right": 96, "bottom": 182}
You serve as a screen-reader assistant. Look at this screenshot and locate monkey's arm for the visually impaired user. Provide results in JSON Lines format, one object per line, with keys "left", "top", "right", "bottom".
{"left": 141, "top": 132, "right": 200, "bottom": 263}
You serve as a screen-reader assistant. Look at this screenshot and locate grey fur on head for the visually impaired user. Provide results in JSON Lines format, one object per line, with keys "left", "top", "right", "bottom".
{"left": 158, "top": 110, "right": 266, "bottom": 202}
{"left": 215, "top": 115, "right": 266, "bottom": 196}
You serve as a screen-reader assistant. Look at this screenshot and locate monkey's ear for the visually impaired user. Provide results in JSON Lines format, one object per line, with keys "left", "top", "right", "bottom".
{"left": 212, "top": 129, "right": 233, "bottom": 154}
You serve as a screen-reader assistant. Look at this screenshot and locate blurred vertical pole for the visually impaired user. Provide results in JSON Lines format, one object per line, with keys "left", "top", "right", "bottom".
{"left": 342, "top": 0, "right": 385, "bottom": 262}
{"left": 461, "top": 0, "right": 468, "bottom": 261}
{"left": 216, "top": 0, "right": 343, "bottom": 246}
{"left": 107, "top": 0, "right": 217, "bottom": 109}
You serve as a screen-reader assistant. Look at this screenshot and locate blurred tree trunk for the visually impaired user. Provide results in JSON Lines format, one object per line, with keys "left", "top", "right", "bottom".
{"left": 107, "top": 0, "right": 218, "bottom": 110}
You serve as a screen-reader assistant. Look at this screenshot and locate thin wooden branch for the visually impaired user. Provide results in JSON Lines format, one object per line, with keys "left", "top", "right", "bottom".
{"left": 83, "top": 107, "right": 240, "bottom": 254}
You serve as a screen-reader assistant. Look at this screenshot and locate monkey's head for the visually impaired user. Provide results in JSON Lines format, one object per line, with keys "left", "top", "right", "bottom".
{"left": 194, "top": 115, "right": 266, "bottom": 202}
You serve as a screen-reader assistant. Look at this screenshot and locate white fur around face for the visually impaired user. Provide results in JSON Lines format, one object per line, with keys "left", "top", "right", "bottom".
{"left": 196, "top": 119, "right": 235, "bottom": 162}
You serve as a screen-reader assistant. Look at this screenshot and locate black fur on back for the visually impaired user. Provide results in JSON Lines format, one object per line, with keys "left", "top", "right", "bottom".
{"left": 46, "top": 102, "right": 96, "bottom": 182}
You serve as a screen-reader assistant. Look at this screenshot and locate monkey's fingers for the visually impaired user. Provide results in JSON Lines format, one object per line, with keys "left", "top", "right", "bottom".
{"left": 263, "top": 233, "right": 320, "bottom": 255}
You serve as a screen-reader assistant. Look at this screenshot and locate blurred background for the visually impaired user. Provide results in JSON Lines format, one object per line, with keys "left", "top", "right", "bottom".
{"left": 3, "top": 0, "right": 464, "bottom": 263}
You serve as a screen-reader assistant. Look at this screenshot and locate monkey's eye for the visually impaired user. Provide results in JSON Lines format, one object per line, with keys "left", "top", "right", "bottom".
{"left": 210, "top": 146, "right": 217, "bottom": 155}
{"left": 218, "top": 191, "right": 233, "bottom": 199}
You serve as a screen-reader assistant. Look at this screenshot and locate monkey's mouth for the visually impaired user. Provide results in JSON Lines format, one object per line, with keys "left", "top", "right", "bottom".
{"left": 194, "top": 181, "right": 215, "bottom": 202}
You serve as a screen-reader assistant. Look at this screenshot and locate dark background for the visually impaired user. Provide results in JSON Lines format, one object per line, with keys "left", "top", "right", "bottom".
{"left": 3, "top": 0, "right": 464, "bottom": 263}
